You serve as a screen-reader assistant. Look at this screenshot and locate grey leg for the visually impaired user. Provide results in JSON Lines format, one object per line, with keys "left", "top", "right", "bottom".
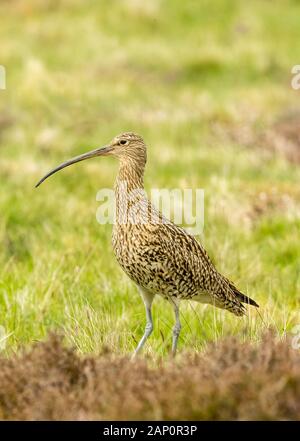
{"left": 132, "top": 289, "right": 155, "bottom": 359}
{"left": 170, "top": 299, "right": 181, "bottom": 356}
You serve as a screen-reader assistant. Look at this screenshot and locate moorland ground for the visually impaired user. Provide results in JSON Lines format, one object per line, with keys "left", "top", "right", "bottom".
{"left": 1, "top": 333, "right": 300, "bottom": 420}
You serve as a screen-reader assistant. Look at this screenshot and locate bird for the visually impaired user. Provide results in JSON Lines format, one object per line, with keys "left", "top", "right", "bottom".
{"left": 36, "top": 132, "right": 259, "bottom": 357}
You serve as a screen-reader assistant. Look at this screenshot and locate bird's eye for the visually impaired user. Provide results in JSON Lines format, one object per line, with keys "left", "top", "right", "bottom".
{"left": 119, "top": 140, "right": 128, "bottom": 145}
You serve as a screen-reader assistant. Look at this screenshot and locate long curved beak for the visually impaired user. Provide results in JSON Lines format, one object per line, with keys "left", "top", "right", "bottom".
{"left": 35, "top": 145, "right": 112, "bottom": 188}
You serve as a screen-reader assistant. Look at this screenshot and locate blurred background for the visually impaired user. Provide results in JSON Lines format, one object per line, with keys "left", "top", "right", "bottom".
{"left": 0, "top": 0, "right": 300, "bottom": 354}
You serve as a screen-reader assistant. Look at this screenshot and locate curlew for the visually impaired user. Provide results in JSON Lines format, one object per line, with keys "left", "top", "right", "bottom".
{"left": 36, "top": 132, "right": 259, "bottom": 356}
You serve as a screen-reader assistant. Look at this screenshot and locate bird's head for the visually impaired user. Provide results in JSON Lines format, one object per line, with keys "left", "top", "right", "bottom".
{"left": 109, "top": 132, "right": 147, "bottom": 165}
{"left": 35, "top": 132, "right": 147, "bottom": 188}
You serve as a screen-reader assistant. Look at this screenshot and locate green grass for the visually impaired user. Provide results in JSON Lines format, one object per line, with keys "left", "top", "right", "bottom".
{"left": 0, "top": 0, "right": 300, "bottom": 356}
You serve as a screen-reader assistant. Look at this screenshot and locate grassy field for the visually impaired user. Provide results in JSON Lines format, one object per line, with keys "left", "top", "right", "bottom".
{"left": 0, "top": 0, "right": 300, "bottom": 357}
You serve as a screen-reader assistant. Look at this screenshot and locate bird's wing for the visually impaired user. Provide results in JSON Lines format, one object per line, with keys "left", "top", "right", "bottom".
{"left": 136, "top": 221, "right": 247, "bottom": 315}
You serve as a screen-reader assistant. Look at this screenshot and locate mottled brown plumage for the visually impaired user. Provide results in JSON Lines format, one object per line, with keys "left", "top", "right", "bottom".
{"left": 36, "top": 132, "right": 259, "bottom": 356}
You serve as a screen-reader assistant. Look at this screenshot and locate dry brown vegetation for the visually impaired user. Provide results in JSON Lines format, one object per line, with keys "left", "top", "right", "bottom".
{"left": 221, "top": 109, "right": 300, "bottom": 165}
{"left": 0, "top": 332, "right": 299, "bottom": 421}
{"left": 229, "top": 108, "right": 300, "bottom": 164}
{"left": 262, "top": 111, "right": 300, "bottom": 164}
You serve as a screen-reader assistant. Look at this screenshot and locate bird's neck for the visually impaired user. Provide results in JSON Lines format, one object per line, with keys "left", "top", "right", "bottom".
{"left": 114, "top": 160, "right": 148, "bottom": 225}
{"left": 115, "top": 160, "right": 145, "bottom": 192}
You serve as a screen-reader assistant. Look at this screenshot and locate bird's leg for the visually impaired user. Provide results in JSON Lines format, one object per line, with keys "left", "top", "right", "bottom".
{"left": 132, "top": 289, "right": 155, "bottom": 359}
{"left": 170, "top": 299, "right": 181, "bottom": 356}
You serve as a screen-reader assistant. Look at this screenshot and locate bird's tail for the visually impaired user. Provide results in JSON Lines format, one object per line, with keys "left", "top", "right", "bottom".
{"left": 226, "top": 279, "right": 259, "bottom": 308}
